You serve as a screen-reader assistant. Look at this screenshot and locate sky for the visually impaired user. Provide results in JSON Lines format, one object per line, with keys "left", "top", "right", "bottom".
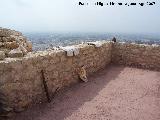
{"left": 0, "top": 0, "right": 160, "bottom": 34}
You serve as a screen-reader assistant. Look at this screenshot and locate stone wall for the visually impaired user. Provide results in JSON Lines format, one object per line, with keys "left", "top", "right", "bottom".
{"left": 0, "top": 41, "right": 112, "bottom": 112}
{"left": 112, "top": 42, "right": 160, "bottom": 71}
{"left": 1, "top": 40, "right": 160, "bottom": 113}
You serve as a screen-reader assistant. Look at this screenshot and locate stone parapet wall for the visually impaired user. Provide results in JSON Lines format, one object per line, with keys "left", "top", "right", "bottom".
{"left": 112, "top": 42, "right": 160, "bottom": 71}
{"left": 0, "top": 41, "right": 112, "bottom": 112}
{"left": 1, "top": 40, "right": 160, "bottom": 113}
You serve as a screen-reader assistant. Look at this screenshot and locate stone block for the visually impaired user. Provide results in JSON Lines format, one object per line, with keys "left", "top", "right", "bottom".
{"left": 11, "top": 30, "right": 22, "bottom": 36}
{"left": 60, "top": 55, "right": 67, "bottom": 62}
{"left": 0, "top": 37, "right": 3, "bottom": 42}
{"left": 8, "top": 48, "right": 23, "bottom": 58}
{"left": 0, "top": 42, "right": 4, "bottom": 47}
{"left": 2, "top": 37, "right": 14, "bottom": 42}
{"left": 18, "top": 36, "right": 27, "bottom": 43}
{"left": 49, "top": 56, "right": 60, "bottom": 64}
{"left": 26, "top": 41, "right": 32, "bottom": 52}
{"left": 4, "top": 41, "right": 19, "bottom": 49}
{"left": 0, "top": 51, "right": 5, "bottom": 60}
{"left": 19, "top": 45, "right": 28, "bottom": 55}
{"left": 0, "top": 28, "right": 11, "bottom": 37}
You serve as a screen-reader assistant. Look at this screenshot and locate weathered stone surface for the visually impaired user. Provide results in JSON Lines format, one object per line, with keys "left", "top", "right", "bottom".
{"left": 112, "top": 42, "right": 160, "bottom": 70}
{"left": 0, "top": 40, "right": 160, "bottom": 113}
{"left": 0, "top": 42, "right": 4, "bottom": 47}
{"left": 0, "top": 28, "right": 22, "bottom": 37}
{"left": 0, "top": 51, "right": 5, "bottom": 60}
{"left": 0, "top": 28, "right": 12, "bottom": 37}
{"left": 0, "top": 28, "right": 32, "bottom": 59}
{"left": 4, "top": 41, "right": 19, "bottom": 49}
{"left": 19, "top": 45, "right": 27, "bottom": 55}
{"left": 0, "top": 41, "right": 113, "bottom": 111}
{"left": 7, "top": 48, "right": 23, "bottom": 58}
{"left": 26, "top": 41, "right": 32, "bottom": 52}
{"left": 0, "top": 37, "right": 3, "bottom": 42}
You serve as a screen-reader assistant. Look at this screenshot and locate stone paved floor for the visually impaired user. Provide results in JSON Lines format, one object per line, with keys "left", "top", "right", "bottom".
{"left": 12, "top": 65, "right": 160, "bottom": 120}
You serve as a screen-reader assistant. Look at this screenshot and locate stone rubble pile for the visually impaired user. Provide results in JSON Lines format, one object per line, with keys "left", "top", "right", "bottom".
{"left": 0, "top": 28, "right": 32, "bottom": 60}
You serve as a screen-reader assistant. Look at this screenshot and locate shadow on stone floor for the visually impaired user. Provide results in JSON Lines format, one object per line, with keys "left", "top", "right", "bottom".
{"left": 11, "top": 65, "right": 124, "bottom": 120}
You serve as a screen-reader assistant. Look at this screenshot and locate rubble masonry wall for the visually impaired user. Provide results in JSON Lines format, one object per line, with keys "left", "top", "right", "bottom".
{"left": 1, "top": 41, "right": 160, "bottom": 112}
{"left": 112, "top": 42, "right": 160, "bottom": 71}
{"left": 0, "top": 41, "right": 112, "bottom": 111}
